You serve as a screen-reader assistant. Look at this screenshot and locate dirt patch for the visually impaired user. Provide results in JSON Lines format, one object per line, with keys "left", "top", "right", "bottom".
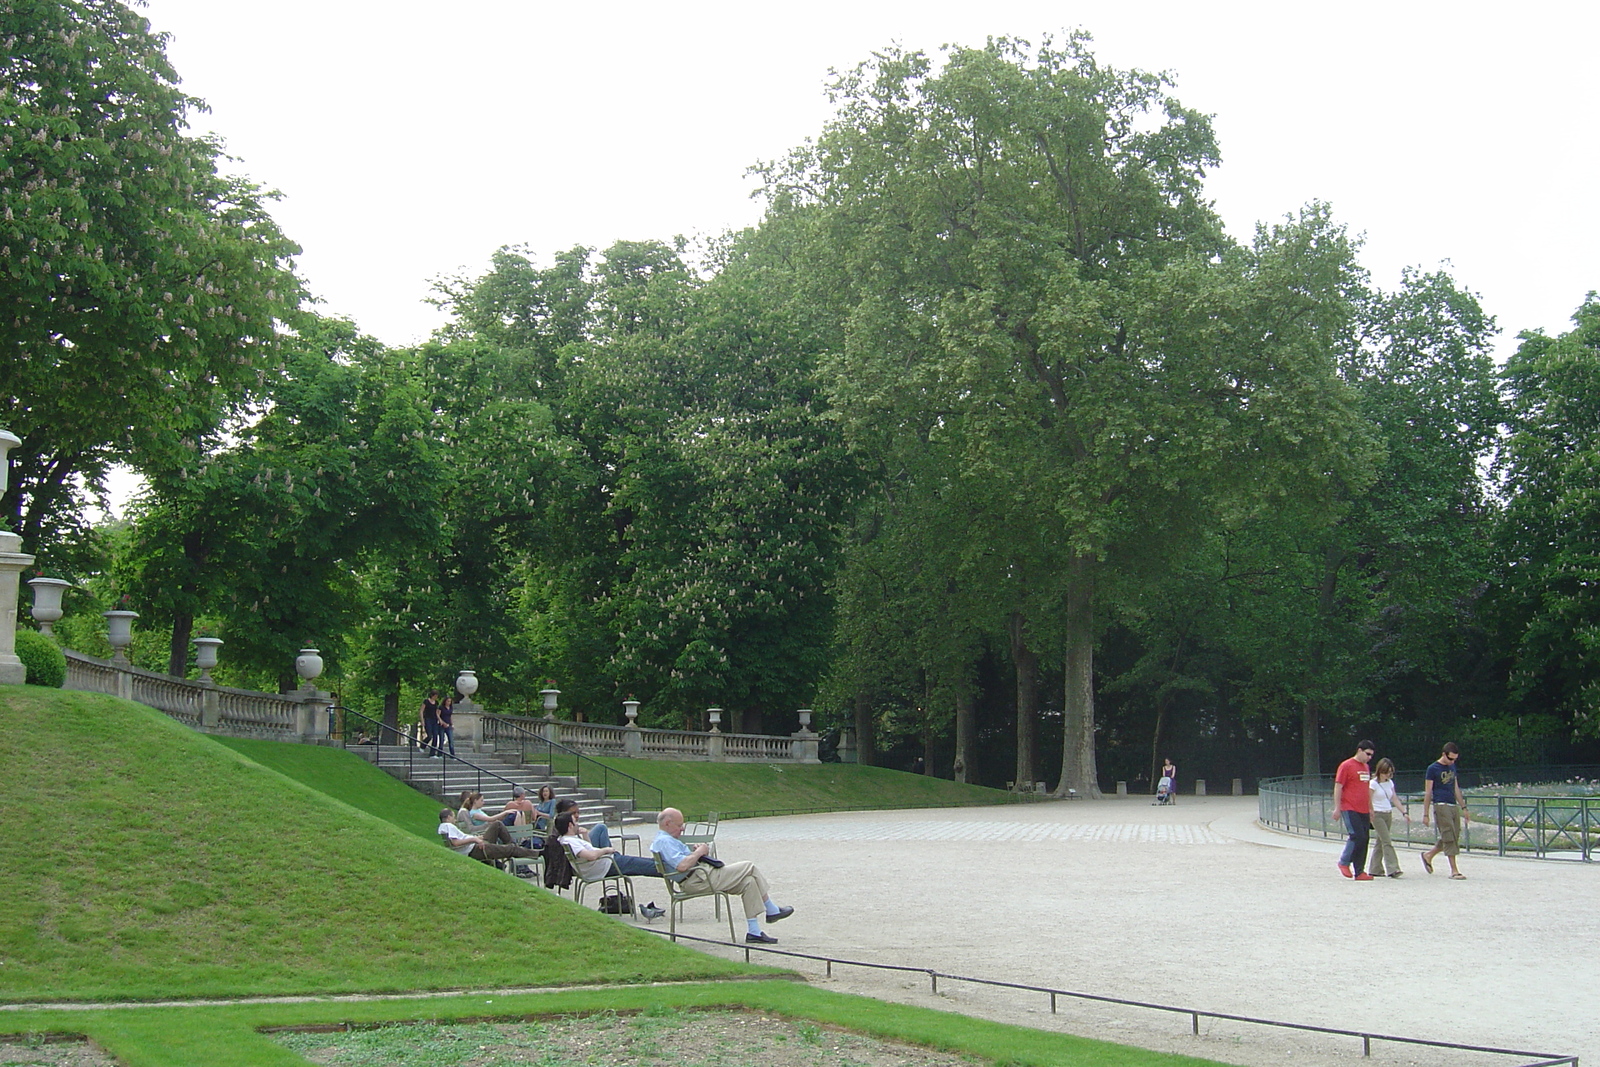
{"left": 272, "top": 1009, "right": 985, "bottom": 1066}
{"left": 0, "top": 1037, "right": 114, "bottom": 1067}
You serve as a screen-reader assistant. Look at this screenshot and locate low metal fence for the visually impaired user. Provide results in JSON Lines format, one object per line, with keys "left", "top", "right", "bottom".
{"left": 649, "top": 931, "right": 1576, "bottom": 1067}
{"left": 1259, "top": 775, "right": 1598, "bottom": 860}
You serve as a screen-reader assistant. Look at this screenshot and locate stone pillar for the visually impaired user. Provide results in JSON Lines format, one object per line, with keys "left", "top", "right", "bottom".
{"left": 1116, "top": 781, "right": 1127, "bottom": 796}
{"left": 706, "top": 733, "right": 725, "bottom": 761}
{"left": 1195, "top": 779, "right": 1207, "bottom": 797}
{"left": 453, "top": 698, "right": 481, "bottom": 747}
{"left": 0, "top": 429, "right": 34, "bottom": 684}
{"left": 1233, "top": 778, "right": 1244, "bottom": 796}
{"left": 201, "top": 685, "right": 221, "bottom": 729}
{"left": 836, "top": 726, "right": 857, "bottom": 764}
{"left": 297, "top": 689, "right": 331, "bottom": 741}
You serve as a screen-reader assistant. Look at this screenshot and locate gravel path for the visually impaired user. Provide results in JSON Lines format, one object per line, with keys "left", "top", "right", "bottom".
{"left": 649, "top": 794, "right": 1600, "bottom": 1067}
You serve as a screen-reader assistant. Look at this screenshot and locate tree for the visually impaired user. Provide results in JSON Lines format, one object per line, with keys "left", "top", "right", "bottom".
{"left": 0, "top": 0, "right": 301, "bottom": 550}
{"left": 1496, "top": 294, "right": 1600, "bottom": 739}
{"left": 762, "top": 37, "right": 1369, "bottom": 794}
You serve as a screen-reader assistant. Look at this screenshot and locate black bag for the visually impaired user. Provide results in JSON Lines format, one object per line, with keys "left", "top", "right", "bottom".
{"left": 597, "top": 891, "right": 632, "bottom": 914}
{"left": 699, "top": 855, "right": 724, "bottom": 868}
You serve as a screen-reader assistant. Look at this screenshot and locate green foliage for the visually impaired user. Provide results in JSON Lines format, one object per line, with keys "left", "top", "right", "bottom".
{"left": 12, "top": 627, "right": 64, "bottom": 687}
{"left": 1496, "top": 294, "right": 1600, "bottom": 737}
{"left": 0, "top": 0, "right": 303, "bottom": 553}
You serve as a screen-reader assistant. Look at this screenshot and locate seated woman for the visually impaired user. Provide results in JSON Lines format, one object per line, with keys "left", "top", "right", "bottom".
{"left": 533, "top": 784, "right": 558, "bottom": 832}
{"left": 456, "top": 790, "right": 518, "bottom": 832}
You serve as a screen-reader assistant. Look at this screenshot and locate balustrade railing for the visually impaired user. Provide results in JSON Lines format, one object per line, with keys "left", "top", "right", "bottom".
{"left": 64, "top": 649, "right": 320, "bottom": 740}
{"left": 486, "top": 715, "right": 819, "bottom": 764}
{"left": 479, "top": 715, "right": 663, "bottom": 815}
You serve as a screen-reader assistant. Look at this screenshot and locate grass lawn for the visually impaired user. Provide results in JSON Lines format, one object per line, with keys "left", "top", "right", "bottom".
{"left": 0, "top": 686, "right": 752, "bottom": 1002}
{"left": 591, "top": 757, "right": 1027, "bottom": 820}
{"left": 0, "top": 983, "right": 1235, "bottom": 1067}
{"left": 211, "top": 735, "right": 442, "bottom": 842}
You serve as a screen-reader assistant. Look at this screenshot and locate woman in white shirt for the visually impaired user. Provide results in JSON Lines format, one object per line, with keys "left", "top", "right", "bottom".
{"left": 1367, "top": 757, "right": 1409, "bottom": 877}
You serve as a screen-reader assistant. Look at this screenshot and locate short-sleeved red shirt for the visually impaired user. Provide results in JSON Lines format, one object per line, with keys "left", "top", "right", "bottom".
{"left": 1335, "top": 758, "right": 1372, "bottom": 814}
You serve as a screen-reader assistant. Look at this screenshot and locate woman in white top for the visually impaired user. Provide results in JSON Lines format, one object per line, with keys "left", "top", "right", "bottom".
{"left": 1367, "top": 757, "right": 1409, "bottom": 877}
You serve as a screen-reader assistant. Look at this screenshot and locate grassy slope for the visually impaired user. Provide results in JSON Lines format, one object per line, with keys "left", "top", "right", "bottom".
{"left": 594, "top": 757, "right": 1025, "bottom": 820}
{"left": 211, "top": 736, "right": 442, "bottom": 841}
{"left": 0, "top": 686, "right": 750, "bottom": 1002}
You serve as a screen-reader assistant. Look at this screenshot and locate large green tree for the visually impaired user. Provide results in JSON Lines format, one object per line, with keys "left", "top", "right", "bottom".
{"left": 763, "top": 37, "right": 1368, "bottom": 794}
{"left": 1, "top": 0, "right": 302, "bottom": 550}
{"left": 1496, "top": 294, "right": 1600, "bottom": 739}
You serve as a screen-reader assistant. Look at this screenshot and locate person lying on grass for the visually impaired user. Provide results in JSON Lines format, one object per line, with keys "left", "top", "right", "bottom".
{"left": 652, "top": 807, "right": 793, "bottom": 945}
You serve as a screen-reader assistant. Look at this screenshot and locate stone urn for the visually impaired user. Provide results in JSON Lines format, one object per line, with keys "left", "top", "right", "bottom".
{"left": 455, "top": 669, "right": 479, "bottom": 700}
{"left": 540, "top": 688, "right": 560, "bottom": 713}
{"left": 28, "top": 576, "right": 72, "bottom": 635}
{"left": 103, "top": 610, "right": 138, "bottom": 663}
{"left": 192, "top": 636, "right": 223, "bottom": 683}
{"left": 623, "top": 699, "right": 640, "bottom": 726}
{"left": 294, "top": 647, "right": 324, "bottom": 686}
{"left": 707, "top": 707, "right": 723, "bottom": 733}
{"left": 796, "top": 708, "right": 815, "bottom": 736}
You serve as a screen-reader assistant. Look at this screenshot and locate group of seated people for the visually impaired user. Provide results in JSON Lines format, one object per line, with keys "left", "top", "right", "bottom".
{"left": 435, "top": 791, "right": 792, "bottom": 943}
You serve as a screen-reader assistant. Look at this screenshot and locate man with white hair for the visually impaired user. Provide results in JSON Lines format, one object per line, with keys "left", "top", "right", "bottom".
{"left": 652, "top": 807, "right": 792, "bottom": 944}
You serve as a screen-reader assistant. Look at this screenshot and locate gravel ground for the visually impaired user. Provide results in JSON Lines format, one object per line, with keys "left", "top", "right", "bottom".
{"left": 646, "top": 794, "right": 1599, "bottom": 1067}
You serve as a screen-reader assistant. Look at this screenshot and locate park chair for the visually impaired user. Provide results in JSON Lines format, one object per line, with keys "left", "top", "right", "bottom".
{"left": 680, "top": 811, "right": 719, "bottom": 858}
{"left": 563, "top": 841, "right": 637, "bottom": 919}
{"left": 653, "top": 850, "right": 737, "bottom": 942}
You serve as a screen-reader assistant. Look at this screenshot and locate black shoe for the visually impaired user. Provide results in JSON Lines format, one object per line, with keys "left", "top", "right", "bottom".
{"left": 746, "top": 932, "right": 778, "bottom": 944}
{"left": 764, "top": 905, "right": 794, "bottom": 923}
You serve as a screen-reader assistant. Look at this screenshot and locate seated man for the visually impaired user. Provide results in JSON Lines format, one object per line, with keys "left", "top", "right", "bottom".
{"left": 553, "top": 799, "right": 657, "bottom": 877}
{"left": 436, "top": 808, "right": 540, "bottom": 866}
{"left": 555, "top": 812, "right": 659, "bottom": 879}
{"left": 652, "top": 806, "right": 792, "bottom": 944}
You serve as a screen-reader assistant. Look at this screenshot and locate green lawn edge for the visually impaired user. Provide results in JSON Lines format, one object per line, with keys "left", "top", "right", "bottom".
{"left": 0, "top": 982, "right": 1234, "bottom": 1067}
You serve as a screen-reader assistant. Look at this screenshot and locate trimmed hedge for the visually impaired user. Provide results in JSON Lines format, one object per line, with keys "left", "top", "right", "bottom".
{"left": 14, "top": 629, "right": 66, "bottom": 687}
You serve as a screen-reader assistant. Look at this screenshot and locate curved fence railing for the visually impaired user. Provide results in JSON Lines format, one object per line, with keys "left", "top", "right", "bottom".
{"left": 1259, "top": 774, "right": 1598, "bottom": 861}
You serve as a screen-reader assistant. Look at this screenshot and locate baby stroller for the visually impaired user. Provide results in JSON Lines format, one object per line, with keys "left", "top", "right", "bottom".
{"left": 1153, "top": 774, "right": 1176, "bottom": 805}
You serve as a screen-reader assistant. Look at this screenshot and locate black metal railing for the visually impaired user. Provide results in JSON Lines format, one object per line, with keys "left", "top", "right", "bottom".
{"left": 647, "top": 931, "right": 1576, "bottom": 1067}
{"left": 478, "top": 715, "right": 664, "bottom": 817}
{"left": 332, "top": 706, "right": 528, "bottom": 807}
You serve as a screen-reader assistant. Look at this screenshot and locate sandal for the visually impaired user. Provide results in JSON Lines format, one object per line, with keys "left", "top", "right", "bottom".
{"left": 1421, "top": 854, "right": 1433, "bottom": 874}
{"left": 1450, "top": 872, "right": 1466, "bottom": 879}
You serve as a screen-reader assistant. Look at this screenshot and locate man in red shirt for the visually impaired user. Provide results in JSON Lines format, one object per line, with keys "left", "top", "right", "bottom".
{"left": 1331, "top": 740, "right": 1376, "bottom": 880}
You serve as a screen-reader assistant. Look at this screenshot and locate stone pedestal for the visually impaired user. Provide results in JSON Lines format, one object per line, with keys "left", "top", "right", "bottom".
{"left": 1233, "top": 778, "right": 1244, "bottom": 796}
{"left": 453, "top": 698, "right": 481, "bottom": 747}
{"left": 1116, "top": 781, "right": 1127, "bottom": 795}
{"left": 836, "top": 727, "right": 857, "bottom": 764}
{"left": 296, "top": 688, "right": 331, "bottom": 740}
{"left": 0, "top": 530, "right": 37, "bottom": 685}
{"left": 1195, "top": 779, "right": 1207, "bottom": 797}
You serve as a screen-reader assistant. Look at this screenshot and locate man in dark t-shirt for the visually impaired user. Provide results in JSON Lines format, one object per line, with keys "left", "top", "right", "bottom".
{"left": 1332, "top": 740, "right": 1375, "bottom": 880}
{"left": 1422, "top": 742, "right": 1469, "bottom": 878}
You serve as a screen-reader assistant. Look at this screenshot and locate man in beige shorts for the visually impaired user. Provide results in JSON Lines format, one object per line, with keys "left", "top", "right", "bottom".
{"left": 1421, "top": 742, "right": 1470, "bottom": 878}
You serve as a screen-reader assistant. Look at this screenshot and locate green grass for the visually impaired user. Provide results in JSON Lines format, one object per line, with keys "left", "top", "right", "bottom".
{"left": 589, "top": 758, "right": 1024, "bottom": 820}
{"left": 211, "top": 736, "right": 442, "bottom": 841}
{"left": 0, "top": 983, "right": 1235, "bottom": 1067}
{"left": 0, "top": 686, "right": 752, "bottom": 1002}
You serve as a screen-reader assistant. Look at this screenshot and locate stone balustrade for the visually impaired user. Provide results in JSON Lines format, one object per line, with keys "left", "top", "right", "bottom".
{"left": 481, "top": 714, "right": 820, "bottom": 763}
{"left": 64, "top": 649, "right": 328, "bottom": 742}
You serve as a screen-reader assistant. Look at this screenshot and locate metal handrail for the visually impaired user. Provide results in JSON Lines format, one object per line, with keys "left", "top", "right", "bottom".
{"left": 479, "top": 715, "right": 664, "bottom": 817}
{"left": 333, "top": 706, "right": 526, "bottom": 807}
{"left": 648, "top": 931, "right": 1576, "bottom": 1067}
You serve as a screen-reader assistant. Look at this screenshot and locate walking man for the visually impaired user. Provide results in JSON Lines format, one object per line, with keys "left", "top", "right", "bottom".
{"left": 1332, "top": 740, "right": 1376, "bottom": 880}
{"left": 1422, "top": 742, "right": 1470, "bottom": 878}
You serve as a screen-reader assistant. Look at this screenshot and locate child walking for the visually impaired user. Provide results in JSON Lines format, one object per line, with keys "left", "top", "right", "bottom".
{"left": 1367, "top": 757, "right": 1409, "bottom": 877}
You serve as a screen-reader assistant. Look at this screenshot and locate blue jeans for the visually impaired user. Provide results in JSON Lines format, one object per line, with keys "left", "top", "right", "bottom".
{"left": 1339, "top": 811, "right": 1371, "bottom": 869}
{"left": 438, "top": 725, "right": 455, "bottom": 756}
{"left": 591, "top": 823, "right": 659, "bottom": 878}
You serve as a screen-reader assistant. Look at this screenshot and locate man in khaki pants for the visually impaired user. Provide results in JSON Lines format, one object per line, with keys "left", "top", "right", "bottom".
{"left": 652, "top": 808, "right": 793, "bottom": 943}
{"left": 1422, "top": 742, "right": 1470, "bottom": 878}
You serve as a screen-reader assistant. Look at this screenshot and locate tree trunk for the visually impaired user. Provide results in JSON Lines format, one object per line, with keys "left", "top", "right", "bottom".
{"left": 1009, "top": 611, "right": 1038, "bottom": 789}
{"left": 853, "top": 688, "right": 877, "bottom": 767}
{"left": 954, "top": 686, "right": 976, "bottom": 784}
{"left": 1057, "top": 555, "right": 1101, "bottom": 797}
{"left": 1302, "top": 698, "right": 1321, "bottom": 777}
{"left": 167, "top": 611, "right": 193, "bottom": 678}
{"left": 1150, "top": 692, "right": 1169, "bottom": 792}
{"left": 382, "top": 667, "right": 400, "bottom": 735}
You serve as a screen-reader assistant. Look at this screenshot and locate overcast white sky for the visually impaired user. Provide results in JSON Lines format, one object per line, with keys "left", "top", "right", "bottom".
{"left": 138, "top": 0, "right": 1596, "bottom": 357}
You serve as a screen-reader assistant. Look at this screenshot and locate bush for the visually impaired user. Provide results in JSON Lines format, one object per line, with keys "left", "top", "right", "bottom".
{"left": 14, "top": 629, "right": 66, "bottom": 688}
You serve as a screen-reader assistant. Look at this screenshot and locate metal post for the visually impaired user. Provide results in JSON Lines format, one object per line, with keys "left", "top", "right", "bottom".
{"left": 1191, "top": 1012, "right": 1199, "bottom": 1035}
{"left": 1499, "top": 795, "right": 1506, "bottom": 856}
{"left": 1050, "top": 992, "right": 1057, "bottom": 1013}
{"left": 930, "top": 972, "right": 938, "bottom": 994}
{"left": 1362, "top": 1034, "right": 1371, "bottom": 1057}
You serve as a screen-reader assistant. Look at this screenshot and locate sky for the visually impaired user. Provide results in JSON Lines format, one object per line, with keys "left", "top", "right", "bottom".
{"left": 134, "top": 0, "right": 1595, "bottom": 357}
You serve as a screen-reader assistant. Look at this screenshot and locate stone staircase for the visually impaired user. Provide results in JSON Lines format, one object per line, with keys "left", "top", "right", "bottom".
{"left": 354, "top": 742, "right": 655, "bottom": 829}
